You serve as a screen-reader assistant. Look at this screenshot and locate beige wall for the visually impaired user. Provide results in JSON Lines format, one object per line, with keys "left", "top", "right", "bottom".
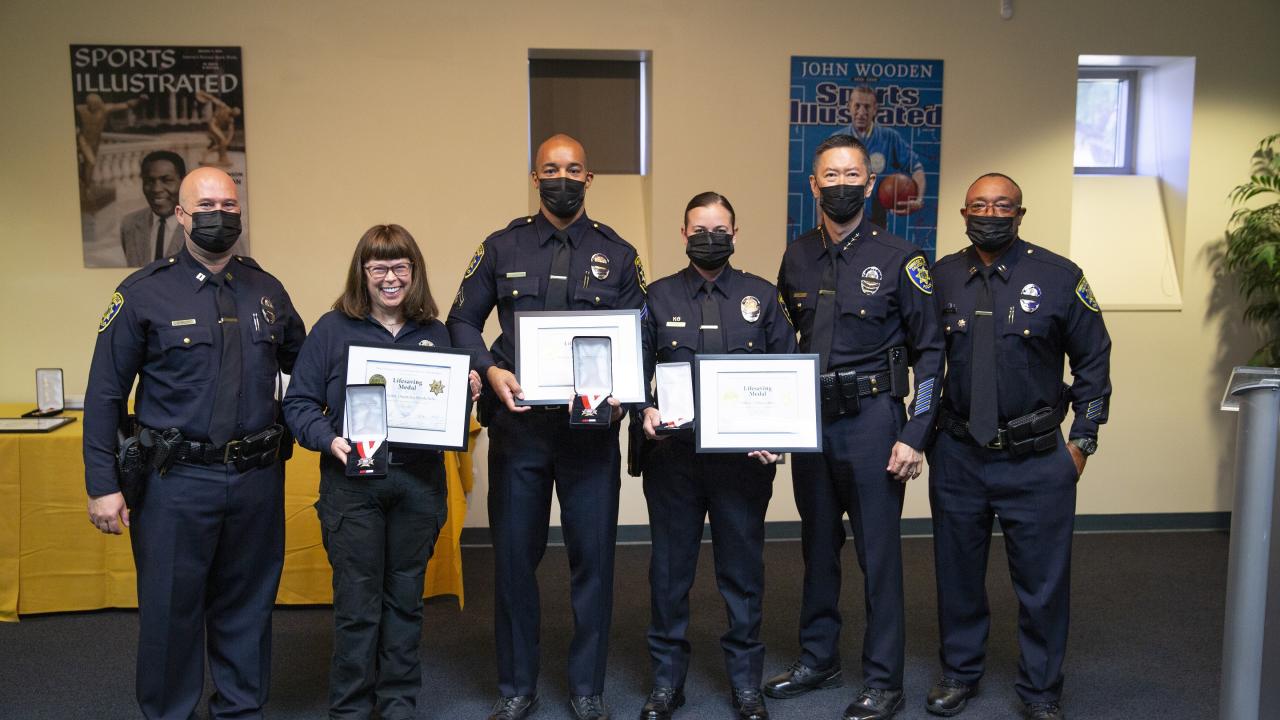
{"left": 2, "top": 0, "right": 1277, "bottom": 526}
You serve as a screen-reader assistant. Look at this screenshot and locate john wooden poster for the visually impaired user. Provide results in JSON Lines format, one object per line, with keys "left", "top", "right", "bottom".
{"left": 71, "top": 45, "right": 250, "bottom": 268}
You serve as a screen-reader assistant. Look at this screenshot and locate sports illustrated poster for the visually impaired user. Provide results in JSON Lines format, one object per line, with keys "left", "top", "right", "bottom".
{"left": 788, "top": 56, "right": 943, "bottom": 260}
{"left": 71, "top": 45, "right": 250, "bottom": 268}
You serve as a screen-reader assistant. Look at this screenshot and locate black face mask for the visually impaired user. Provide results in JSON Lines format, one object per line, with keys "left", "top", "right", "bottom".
{"left": 538, "top": 177, "right": 586, "bottom": 219}
{"left": 185, "top": 209, "right": 242, "bottom": 253}
{"left": 818, "top": 183, "right": 866, "bottom": 224}
{"left": 685, "top": 231, "right": 735, "bottom": 270}
{"left": 965, "top": 214, "right": 1019, "bottom": 253}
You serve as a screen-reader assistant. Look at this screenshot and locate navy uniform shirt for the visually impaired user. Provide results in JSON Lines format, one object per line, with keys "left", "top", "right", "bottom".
{"left": 931, "top": 238, "right": 1111, "bottom": 440}
{"left": 446, "top": 212, "right": 647, "bottom": 372}
{"left": 282, "top": 310, "right": 452, "bottom": 453}
{"left": 84, "top": 248, "right": 306, "bottom": 496}
{"left": 777, "top": 218, "right": 945, "bottom": 450}
{"left": 642, "top": 263, "right": 797, "bottom": 410}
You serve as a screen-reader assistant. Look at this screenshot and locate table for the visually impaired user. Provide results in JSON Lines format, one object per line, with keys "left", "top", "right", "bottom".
{"left": 0, "top": 404, "right": 477, "bottom": 622}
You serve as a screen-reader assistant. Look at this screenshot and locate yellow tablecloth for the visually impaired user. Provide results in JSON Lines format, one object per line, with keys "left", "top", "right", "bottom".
{"left": 0, "top": 404, "right": 476, "bottom": 622}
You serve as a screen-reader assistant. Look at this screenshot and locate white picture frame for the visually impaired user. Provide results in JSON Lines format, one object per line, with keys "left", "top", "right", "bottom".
{"left": 343, "top": 342, "right": 474, "bottom": 451}
{"left": 513, "top": 310, "right": 644, "bottom": 404}
{"left": 694, "top": 353, "right": 822, "bottom": 453}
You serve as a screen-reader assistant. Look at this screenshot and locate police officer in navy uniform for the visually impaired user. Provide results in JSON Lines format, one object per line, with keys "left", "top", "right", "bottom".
{"left": 634, "top": 192, "right": 796, "bottom": 720}
{"left": 767, "top": 134, "right": 944, "bottom": 720}
{"left": 85, "top": 167, "right": 305, "bottom": 720}
{"left": 924, "top": 174, "right": 1110, "bottom": 720}
{"left": 447, "top": 134, "right": 647, "bottom": 720}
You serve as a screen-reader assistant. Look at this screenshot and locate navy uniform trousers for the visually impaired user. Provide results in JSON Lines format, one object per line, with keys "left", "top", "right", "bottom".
{"left": 487, "top": 406, "right": 622, "bottom": 697}
{"left": 643, "top": 437, "right": 775, "bottom": 691}
{"left": 927, "top": 431, "right": 1077, "bottom": 704}
{"left": 792, "top": 393, "right": 907, "bottom": 689}
{"left": 315, "top": 453, "right": 448, "bottom": 720}
{"left": 130, "top": 459, "right": 284, "bottom": 720}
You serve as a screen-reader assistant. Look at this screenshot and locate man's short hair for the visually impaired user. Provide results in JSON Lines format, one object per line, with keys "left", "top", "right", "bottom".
{"left": 140, "top": 150, "right": 187, "bottom": 179}
{"left": 973, "top": 172, "right": 1023, "bottom": 201}
{"left": 812, "top": 134, "right": 872, "bottom": 174}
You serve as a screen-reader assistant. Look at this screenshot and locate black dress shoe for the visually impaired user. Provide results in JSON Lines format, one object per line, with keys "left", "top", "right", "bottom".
{"left": 926, "top": 678, "right": 976, "bottom": 716}
{"left": 1024, "top": 702, "right": 1064, "bottom": 719}
{"left": 489, "top": 694, "right": 539, "bottom": 720}
{"left": 762, "top": 661, "right": 842, "bottom": 698}
{"left": 570, "top": 694, "right": 611, "bottom": 720}
{"left": 843, "top": 687, "right": 904, "bottom": 720}
{"left": 639, "top": 687, "right": 685, "bottom": 720}
{"left": 731, "top": 688, "right": 770, "bottom": 720}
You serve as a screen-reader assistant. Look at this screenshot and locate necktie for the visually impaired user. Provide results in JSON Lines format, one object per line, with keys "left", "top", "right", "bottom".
{"left": 153, "top": 217, "right": 166, "bottom": 261}
{"left": 968, "top": 268, "right": 998, "bottom": 445}
{"left": 700, "top": 281, "right": 725, "bottom": 354}
{"left": 544, "top": 230, "right": 572, "bottom": 310}
{"left": 810, "top": 243, "right": 839, "bottom": 371}
{"left": 209, "top": 276, "right": 242, "bottom": 446}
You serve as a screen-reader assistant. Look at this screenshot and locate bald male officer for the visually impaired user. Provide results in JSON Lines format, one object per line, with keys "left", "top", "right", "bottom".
{"left": 85, "top": 167, "right": 305, "bottom": 719}
{"left": 768, "top": 133, "right": 944, "bottom": 720}
{"left": 924, "top": 174, "right": 1110, "bottom": 720}
{"left": 447, "top": 134, "right": 647, "bottom": 720}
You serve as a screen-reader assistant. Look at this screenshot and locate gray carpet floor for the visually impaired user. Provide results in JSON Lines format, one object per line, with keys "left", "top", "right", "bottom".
{"left": 0, "top": 531, "right": 1226, "bottom": 719}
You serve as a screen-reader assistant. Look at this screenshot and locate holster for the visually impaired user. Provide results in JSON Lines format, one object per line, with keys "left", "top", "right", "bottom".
{"left": 626, "top": 410, "right": 654, "bottom": 477}
{"left": 115, "top": 416, "right": 150, "bottom": 509}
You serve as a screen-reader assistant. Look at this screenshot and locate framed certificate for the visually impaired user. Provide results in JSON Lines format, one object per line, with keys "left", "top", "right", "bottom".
{"left": 0, "top": 417, "right": 76, "bottom": 433}
{"left": 344, "top": 342, "right": 474, "bottom": 451}
{"left": 513, "top": 310, "right": 644, "bottom": 404}
{"left": 694, "top": 354, "right": 822, "bottom": 453}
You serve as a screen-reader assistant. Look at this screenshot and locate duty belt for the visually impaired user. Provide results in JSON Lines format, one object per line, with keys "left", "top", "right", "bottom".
{"left": 819, "top": 369, "right": 893, "bottom": 417}
{"left": 170, "top": 424, "right": 288, "bottom": 470}
{"left": 937, "top": 406, "right": 1066, "bottom": 456}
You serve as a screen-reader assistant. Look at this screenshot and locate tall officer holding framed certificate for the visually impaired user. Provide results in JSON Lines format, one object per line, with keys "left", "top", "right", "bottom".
{"left": 283, "top": 224, "right": 480, "bottom": 720}
{"left": 769, "top": 135, "right": 945, "bottom": 720}
{"left": 635, "top": 192, "right": 796, "bottom": 720}
{"left": 446, "top": 134, "right": 647, "bottom": 720}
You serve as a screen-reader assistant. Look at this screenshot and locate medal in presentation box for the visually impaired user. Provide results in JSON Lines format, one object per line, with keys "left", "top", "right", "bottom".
{"left": 344, "top": 384, "right": 388, "bottom": 477}
{"left": 570, "top": 336, "right": 612, "bottom": 427}
{"left": 654, "top": 361, "right": 695, "bottom": 435}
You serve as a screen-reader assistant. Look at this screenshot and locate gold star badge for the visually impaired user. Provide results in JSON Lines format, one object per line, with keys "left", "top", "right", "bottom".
{"left": 430, "top": 380, "right": 445, "bottom": 395}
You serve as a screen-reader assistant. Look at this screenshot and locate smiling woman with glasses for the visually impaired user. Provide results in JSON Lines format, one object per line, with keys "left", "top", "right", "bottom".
{"left": 282, "top": 223, "right": 480, "bottom": 720}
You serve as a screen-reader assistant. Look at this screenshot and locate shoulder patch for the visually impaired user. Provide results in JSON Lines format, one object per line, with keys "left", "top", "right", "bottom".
{"left": 905, "top": 255, "right": 933, "bottom": 295}
{"left": 98, "top": 292, "right": 124, "bottom": 333}
{"left": 777, "top": 291, "right": 794, "bottom": 327}
{"left": 463, "top": 243, "right": 484, "bottom": 279}
{"left": 1075, "top": 276, "right": 1100, "bottom": 312}
{"left": 634, "top": 256, "right": 648, "bottom": 294}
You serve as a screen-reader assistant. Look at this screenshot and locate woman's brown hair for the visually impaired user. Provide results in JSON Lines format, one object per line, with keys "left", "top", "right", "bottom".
{"left": 333, "top": 224, "right": 438, "bottom": 324}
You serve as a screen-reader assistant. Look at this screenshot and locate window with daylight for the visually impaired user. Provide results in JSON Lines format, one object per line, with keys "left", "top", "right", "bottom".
{"left": 1074, "top": 69, "right": 1138, "bottom": 174}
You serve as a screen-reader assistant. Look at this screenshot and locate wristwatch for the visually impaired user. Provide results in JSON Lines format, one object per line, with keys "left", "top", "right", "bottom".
{"left": 1069, "top": 437, "right": 1098, "bottom": 456}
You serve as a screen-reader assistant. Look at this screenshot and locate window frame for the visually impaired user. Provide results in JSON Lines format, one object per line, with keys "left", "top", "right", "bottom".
{"left": 1074, "top": 68, "right": 1139, "bottom": 175}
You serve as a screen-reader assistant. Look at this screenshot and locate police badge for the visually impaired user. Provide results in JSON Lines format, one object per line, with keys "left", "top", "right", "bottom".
{"left": 740, "top": 296, "right": 761, "bottom": 323}
{"left": 590, "top": 253, "right": 610, "bottom": 280}
{"left": 1019, "top": 284, "right": 1042, "bottom": 313}
{"left": 861, "top": 266, "right": 883, "bottom": 295}
{"left": 260, "top": 296, "right": 276, "bottom": 324}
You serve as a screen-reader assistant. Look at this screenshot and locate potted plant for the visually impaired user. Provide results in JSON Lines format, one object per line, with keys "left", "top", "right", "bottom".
{"left": 1223, "top": 133, "right": 1280, "bottom": 365}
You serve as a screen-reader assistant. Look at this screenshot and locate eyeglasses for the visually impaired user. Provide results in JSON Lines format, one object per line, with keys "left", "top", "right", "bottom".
{"left": 965, "top": 201, "right": 1021, "bottom": 216}
{"left": 364, "top": 262, "right": 413, "bottom": 280}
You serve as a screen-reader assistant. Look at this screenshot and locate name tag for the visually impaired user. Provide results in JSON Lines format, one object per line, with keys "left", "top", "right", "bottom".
{"left": 792, "top": 292, "right": 809, "bottom": 299}
{"left": 170, "top": 318, "right": 197, "bottom": 326}
{"left": 700, "top": 324, "right": 719, "bottom": 330}
{"left": 505, "top": 271, "right": 527, "bottom": 278}
{"left": 665, "top": 321, "right": 686, "bottom": 328}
